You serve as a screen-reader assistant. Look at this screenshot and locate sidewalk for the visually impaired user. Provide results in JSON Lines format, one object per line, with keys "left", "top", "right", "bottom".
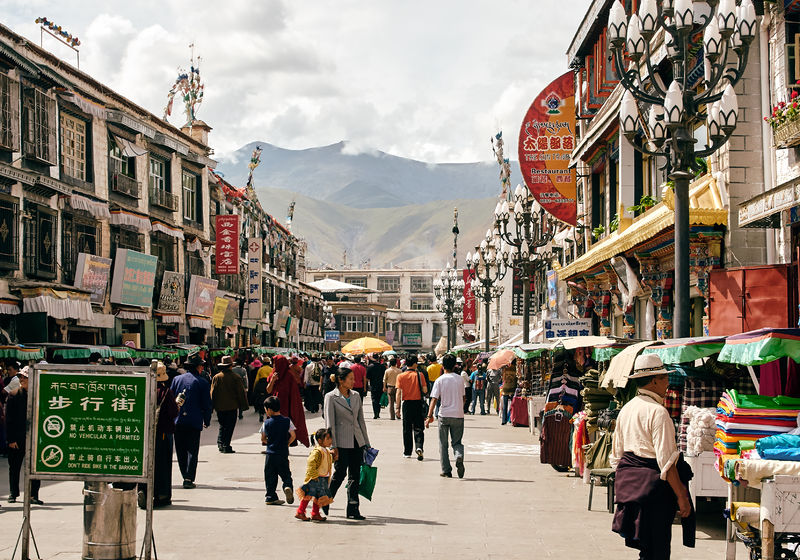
{"left": 0, "top": 406, "right": 745, "bottom": 559}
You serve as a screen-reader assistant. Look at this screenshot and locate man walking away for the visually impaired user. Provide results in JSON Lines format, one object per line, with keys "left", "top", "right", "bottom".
{"left": 611, "top": 354, "right": 694, "bottom": 560}
{"left": 426, "top": 354, "right": 466, "bottom": 478}
{"left": 485, "top": 361, "right": 501, "bottom": 415}
{"left": 367, "top": 352, "right": 386, "bottom": 420}
{"left": 384, "top": 358, "right": 401, "bottom": 420}
{"left": 304, "top": 355, "right": 323, "bottom": 414}
{"left": 231, "top": 358, "right": 249, "bottom": 419}
{"left": 395, "top": 354, "right": 427, "bottom": 460}
{"left": 211, "top": 355, "right": 249, "bottom": 453}
{"left": 350, "top": 356, "right": 367, "bottom": 399}
{"left": 500, "top": 362, "right": 517, "bottom": 425}
{"left": 170, "top": 352, "right": 213, "bottom": 488}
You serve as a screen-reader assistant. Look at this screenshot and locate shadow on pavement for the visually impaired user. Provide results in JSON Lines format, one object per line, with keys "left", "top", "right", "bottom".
{"left": 166, "top": 504, "right": 251, "bottom": 513}
{"left": 341, "top": 515, "right": 446, "bottom": 526}
{"left": 458, "top": 477, "right": 533, "bottom": 484}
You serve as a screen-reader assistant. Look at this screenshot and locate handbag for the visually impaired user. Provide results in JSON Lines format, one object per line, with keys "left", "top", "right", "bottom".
{"left": 358, "top": 464, "right": 378, "bottom": 501}
{"left": 363, "top": 446, "right": 379, "bottom": 466}
{"left": 416, "top": 370, "right": 428, "bottom": 408}
{"left": 379, "top": 392, "right": 389, "bottom": 408}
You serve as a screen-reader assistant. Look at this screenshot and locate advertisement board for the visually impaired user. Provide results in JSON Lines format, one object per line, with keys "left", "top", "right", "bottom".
{"left": 214, "top": 215, "right": 240, "bottom": 275}
{"left": 518, "top": 71, "right": 577, "bottom": 225}
{"left": 110, "top": 249, "right": 158, "bottom": 308}
{"left": 186, "top": 275, "right": 219, "bottom": 317}
{"left": 544, "top": 318, "right": 592, "bottom": 339}
{"left": 212, "top": 297, "right": 229, "bottom": 328}
{"left": 157, "top": 271, "right": 184, "bottom": 313}
{"left": 462, "top": 269, "right": 476, "bottom": 328}
{"left": 74, "top": 253, "right": 112, "bottom": 305}
{"left": 247, "top": 238, "right": 262, "bottom": 319}
{"left": 547, "top": 270, "right": 558, "bottom": 312}
{"left": 402, "top": 333, "right": 422, "bottom": 346}
{"left": 511, "top": 270, "right": 536, "bottom": 316}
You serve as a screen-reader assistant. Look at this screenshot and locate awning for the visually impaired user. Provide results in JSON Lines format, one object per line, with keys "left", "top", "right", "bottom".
{"left": 115, "top": 308, "right": 150, "bottom": 321}
{"left": 738, "top": 180, "right": 800, "bottom": 228}
{"left": 642, "top": 336, "right": 726, "bottom": 364}
{"left": 558, "top": 335, "right": 620, "bottom": 350}
{"left": 718, "top": 328, "right": 800, "bottom": 366}
{"left": 20, "top": 287, "right": 92, "bottom": 321}
{"left": 188, "top": 316, "right": 212, "bottom": 329}
{"left": 559, "top": 175, "right": 727, "bottom": 279}
{"left": 601, "top": 340, "right": 659, "bottom": 389}
{"left": 57, "top": 90, "right": 107, "bottom": 119}
{"left": 65, "top": 194, "right": 111, "bottom": 220}
{"left": 77, "top": 312, "right": 116, "bottom": 329}
{"left": 152, "top": 220, "right": 185, "bottom": 240}
{"left": 154, "top": 312, "right": 182, "bottom": 324}
{"left": 0, "top": 295, "right": 20, "bottom": 315}
{"left": 112, "top": 134, "right": 148, "bottom": 158}
{"left": 110, "top": 208, "right": 152, "bottom": 232}
{"left": 514, "top": 343, "right": 552, "bottom": 359}
{"left": 0, "top": 345, "right": 44, "bottom": 360}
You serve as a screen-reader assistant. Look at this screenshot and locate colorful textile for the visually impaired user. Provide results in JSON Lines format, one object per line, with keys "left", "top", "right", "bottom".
{"left": 756, "top": 434, "right": 800, "bottom": 461}
{"left": 665, "top": 388, "right": 682, "bottom": 420}
{"left": 714, "top": 390, "right": 800, "bottom": 458}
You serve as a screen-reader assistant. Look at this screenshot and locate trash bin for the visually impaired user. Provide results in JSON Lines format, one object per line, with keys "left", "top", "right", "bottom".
{"left": 82, "top": 482, "right": 137, "bottom": 560}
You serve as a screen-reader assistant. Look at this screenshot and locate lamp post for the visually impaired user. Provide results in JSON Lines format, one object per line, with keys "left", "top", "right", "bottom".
{"left": 608, "top": 0, "right": 755, "bottom": 337}
{"left": 466, "top": 231, "right": 508, "bottom": 352}
{"left": 433, "top": 263, "right": 465, "bottom": 352}
{"left": 494, "top": 184, "right": 555, "bottom": 344}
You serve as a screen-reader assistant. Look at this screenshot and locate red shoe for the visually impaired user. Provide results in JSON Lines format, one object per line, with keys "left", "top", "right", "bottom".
{"left": 294, "top": 512, "right": 310, "bottom": 521}
{"left": 310, "top": 513, "right": 327, "bottom": 522}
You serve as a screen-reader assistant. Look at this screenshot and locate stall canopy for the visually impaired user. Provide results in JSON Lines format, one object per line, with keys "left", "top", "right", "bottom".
{"left": 718, "top": 328, "right": 800, "bottom": 366}
{"left": 557, "top": 336, "right": 620, "bottom": 350}
{"left": 0, "top": 345, "right": 44, "bottom": 360}
{"left": 514, "top": 343, "right": 552, "bottom": 360}
{"left": 642, "top": 336, "right": 726, "bottom": 365}
{"left": 601, "top": 340, "right": 660, "bottom": 389}
{"left": 48, "top": 344, "right": 114, "bottom": 360}
{"left": 341, "top": 337, "right": 392, "bottom": 355}
{"left": 592, "top": 339, "right": 638, "bottom": 362}
{"left": 451, "top": 340, "right": 490, "bottom": 353}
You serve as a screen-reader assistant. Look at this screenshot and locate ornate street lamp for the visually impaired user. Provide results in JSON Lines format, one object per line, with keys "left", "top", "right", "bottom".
{"left": 494, "top": 184, "right": 555, "bottom": 344}
{"left": 608, "top": 0, "right": 755, "bottom": 337}
{"left": 433, "top": 263, "right": 465, "bottom": 352}
{"left": 466, "top": 230, "right": 508, "bottom": 352}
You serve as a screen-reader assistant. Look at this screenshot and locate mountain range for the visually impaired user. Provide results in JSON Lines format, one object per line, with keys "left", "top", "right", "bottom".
{"left": 215, "top": 141, "right": 507, "bottom": 268}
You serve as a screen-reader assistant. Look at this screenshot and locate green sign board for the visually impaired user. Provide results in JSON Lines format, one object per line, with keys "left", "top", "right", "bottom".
{"left": 110, "top": 249, "right": 158, "bottom": 308}
{"left": 32, "top": 370, "right": 150, "bottom": 478}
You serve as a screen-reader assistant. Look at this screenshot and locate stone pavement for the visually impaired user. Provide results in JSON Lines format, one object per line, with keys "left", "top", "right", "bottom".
{"left": 0, "top": 405, "right": 747, "bottom": 559}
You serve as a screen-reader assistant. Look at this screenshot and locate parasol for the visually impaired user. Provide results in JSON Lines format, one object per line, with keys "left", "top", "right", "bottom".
{"left": 488, "top": 348, "right": 516, "bottom": 370}
{"left": 341, "top": 337, "right": 393, "bottom": 355}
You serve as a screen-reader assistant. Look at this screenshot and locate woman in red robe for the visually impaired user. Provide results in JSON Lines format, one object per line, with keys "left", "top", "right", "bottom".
{"left": 267, "top": 355, "right": 310, "bottom": 447}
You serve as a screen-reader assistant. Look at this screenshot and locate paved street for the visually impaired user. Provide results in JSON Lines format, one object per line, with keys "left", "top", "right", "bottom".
{"left": 1, "top": 404, "right": 744, "bottom": 559}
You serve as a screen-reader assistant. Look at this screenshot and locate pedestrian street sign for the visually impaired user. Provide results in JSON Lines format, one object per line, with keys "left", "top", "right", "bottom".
{"left": 325, "top": 330, "right": 340, "bottom": 343}
{"left": 29, "top": 365, "right": 154, "bottom": 482}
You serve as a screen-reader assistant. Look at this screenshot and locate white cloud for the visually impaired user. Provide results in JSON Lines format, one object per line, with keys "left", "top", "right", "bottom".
{"left": 4, "top": 0, "right": 587, "bottom": 162}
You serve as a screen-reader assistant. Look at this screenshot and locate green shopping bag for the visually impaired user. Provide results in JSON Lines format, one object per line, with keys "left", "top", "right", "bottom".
{"left": 379, "top": 392, "right": 389, "bottom": 408}
{"left": 358, "top": 464, "right": 377, "bottom": 501}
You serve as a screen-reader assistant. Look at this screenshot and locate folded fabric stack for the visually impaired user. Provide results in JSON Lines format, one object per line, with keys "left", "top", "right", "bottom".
{"left": 714, "top": 390, "right": 800, "bottom": 456}
{"left": 580, "top": 368, "right": 613, "bottom": 431}
{"left": 684, "top": 406, "right": 717, "bottom": 456}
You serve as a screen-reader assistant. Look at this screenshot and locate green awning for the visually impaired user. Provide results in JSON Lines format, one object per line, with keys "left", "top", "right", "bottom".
{"left": 642, "top": 336, "right": 726, "bottom": 364}
{"left": 131, "top": 349, "right": 179, "bottom": 360}
{"left": 51, "top": 346, "right": 113, "bottom": 360}
{"left": 0, "top": 345, "right": 44, "bottom": 360}
{"left": 513, "top": 343, "right": 550, "bottom": 360}
{"left": 110, "top": 347, "right": 133, "bottom": 359}
{"left": 718, "top": 328, "right": 800, "bottom": 366}
{"left": 592, "top": 345, "right": 627, "bottom": 362}
{"left": 209, "top": 348, "right": 234, "bottom": 358}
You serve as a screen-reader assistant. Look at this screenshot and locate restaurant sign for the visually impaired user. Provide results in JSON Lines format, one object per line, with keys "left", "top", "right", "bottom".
{"left": 215, "top": 215, "right": 240, "bottom": 275}
{"left": 110, "top": 249, "right": 158, "bottom": 308}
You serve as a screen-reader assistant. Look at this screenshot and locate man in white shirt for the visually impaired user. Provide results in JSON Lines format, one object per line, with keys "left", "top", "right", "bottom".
{"left": 426, "top": 354, "right": 466, "bottom": 478}
{"left": 610, "top": 353, "right": 693, "bottom": 559}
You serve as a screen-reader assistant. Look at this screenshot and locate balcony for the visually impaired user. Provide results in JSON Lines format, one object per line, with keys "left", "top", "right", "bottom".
{"left": 109, "top": 170, "right": 140, "bottom": 199}
{"left": 149, "top": 186, "right": 178, "bottom": 211}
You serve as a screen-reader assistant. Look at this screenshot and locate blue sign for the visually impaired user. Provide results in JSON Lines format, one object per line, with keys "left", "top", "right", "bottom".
{"left": 325, "top": 330, "right": 340, "bottom": 343}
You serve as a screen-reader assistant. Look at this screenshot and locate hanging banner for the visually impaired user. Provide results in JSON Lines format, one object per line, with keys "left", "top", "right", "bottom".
{"left": 247, "top": 238, "right": 262, "bottom": 320}
{"left": 212, "top": 297, "right": 229, "bottom": 328}
{"left": 462, "top": 269, "right": 476, "bottom": 329}
{"left": 157, "top": 271, "right": 184, "bottom": 313}
{"left": 186, "top": 275, "right": 218, "bottom": 317}
{"left": 74, "top": 253, "right": 112, "bottom": 305}
{"left": 547, "top": 270, "right": 558, "bottom": 312}
{"left": 110, "top": 249, "right": 158, "bottom": 308}
{"left": 214, "top": 215, "right": 240, "bottom": 275}
{"left": 518, "top": 71, "right": 577, "bottom": 225}
{"left": 511, "top": 270, "right": 536, "bottom": 316}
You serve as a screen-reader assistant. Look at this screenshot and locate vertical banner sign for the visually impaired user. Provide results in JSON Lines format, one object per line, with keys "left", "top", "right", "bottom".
{"left": 511, "top": 270, "right": 536, "bottom": 316}
{"left": 518, "top": 71, "right": 577, "bottom": 225}
{"left": 247, "top": 238, "right": 262, "bottom": 320}
{"left": 462, "top": 269, "right": 476, "bottom": 329}
{"left": 215, "top": 215, "right": 240, "bottom": 275}
{"left": 547, "top": 270, "right": 558, "bottom": 312}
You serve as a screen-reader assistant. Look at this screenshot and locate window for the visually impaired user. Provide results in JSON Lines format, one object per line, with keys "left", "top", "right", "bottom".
{"left": 410, "top": 276, "right": 433, "bottom": 293}
{"left": 0, "top": 73, "right": 19, "bottom": 150}
{"left": 346, "top": 276, "right": 367, "bottom": 288}
{"left": 22, "top": 86, "right": 56, "bottom": 164}
{"left": 60, "top": 112, "right": 88, "bottom": 181}
{"left": 184, "top": 251, "right": 205, "bottom": 288}
{"left": 109, "top": 138, "right": 129, "bottom": 176}
{"left": 362, "top": 315, "right": 376, "bottom": 333}
{"left": 23, "top": 203, "right": 56, "bottom": 279}
{"left": 377, "top": 276, "right": 400, "bottom": 292}
{"left": 401, "top": 322, "right": 422, "bottom": 346}
{"left": 402, "top": 323, "right": 422, "bottom": 335}
{"left": 343, "top": 315, "right": 362, "bottom": 332}
{"left": 182, "top": 170, "right": 201, "bottom": 224}
{"left": 108, "top": 135, "right": 139, "bottom": 198}
{"left": 62, "top": 215, "right": 100, "bottom": 284}
{"left": 432, "top": 323, "right": 443, "bottom": 342}
{"left": 0, "top": 196, "right": 18, "bottom": 269}
{"left": 110, "top": 226, "right": 144, "bottom": 254}
{"left": 377, "top": 295, "right": 400, "bottom": 308}
{"left": 410, "top": 297, "right": 433, "bottom": 310}
{"left": 149, "top": 157, "right": 177, "bottom": 211}
{"left": 149, "top": 157, "right": 167, "bottom": 192}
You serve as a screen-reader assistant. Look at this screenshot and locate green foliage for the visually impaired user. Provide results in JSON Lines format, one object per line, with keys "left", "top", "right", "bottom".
{"left": 592, "top": 224, "right": 605, "bottom": 240}
{"left": 694, "top": 157, "right": 708, "bottom": 178}
{"left": 609, "top": 214, "right": 619, "bottom": 233}
{"left": 628, "top": 194, "right": 657, "bottom": 214}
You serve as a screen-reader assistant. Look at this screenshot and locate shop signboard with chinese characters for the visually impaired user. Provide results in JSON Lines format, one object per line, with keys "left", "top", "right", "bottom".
{"left": 212, "top": 297, "right": 229, "bottom": 328}
{"left": 247, "top": 237, "right": 262, "bottom": 319}
{"left": 462, "top": 269, "right": 476, "bottom": 329}
{"left": 544, "top": 318, "right": 592, "bottom": 340}
{"left": 186, "top": 275, "right": 219, "bottom": 317}
{"left": 157, "top": 271, "right": 184, "bottom": 313}
{"left": 214, "top": 215, "right": 240, "bottom": 275}
{"left": 74, "top": 253, "right": 112, "bottom": 305}
{"left": 110, "top": 249, "right": 158, "bottom": 308}
{"left": 511, "top": 270, "right": 536, "bottom": 316}
{"left": 325, "top": 330, "right": 340, "bottom": 343}
{"left": 518, "top": 71, "right": 577, "bottom": 225}
{"left": 29, "top": 365, "right": 153, "bottom": 480}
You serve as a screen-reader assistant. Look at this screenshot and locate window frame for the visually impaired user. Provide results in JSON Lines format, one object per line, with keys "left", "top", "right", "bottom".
{"left": 377, "top": 276, "right": 400, "bottom": 293}
{"left": 0, "top": 72, "right": 20, "bottom": 151}
{"left": 0, "top": 194, "right": 19, "bottom": 270}
{"left": 346, "top": 276, "right": 368, "bottom": 288}
{"left": 182, "top": 169, "right": 202, "bottom": 225}
{"left": 60, "top": 111, "right": 90, "bottom": 182}
{"left": 409, "top": 276, "right": 433, "bottom": 293}
{"left": 22, "top": 86, "right": 56, "bottom": 165}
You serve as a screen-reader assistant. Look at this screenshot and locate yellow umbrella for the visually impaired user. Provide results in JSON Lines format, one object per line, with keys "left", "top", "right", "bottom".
{"left": 341, "top": 337, "right": 393, "bottom": 355}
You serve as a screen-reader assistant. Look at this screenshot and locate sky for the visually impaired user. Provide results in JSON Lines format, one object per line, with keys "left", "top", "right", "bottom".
{"left": 5, "top": 0, "right": 588, "bottom": 163}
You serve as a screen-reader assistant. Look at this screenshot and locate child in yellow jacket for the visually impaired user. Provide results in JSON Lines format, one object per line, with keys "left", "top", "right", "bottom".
{"left": 295, "top": 428, "right": 334, "bottom": 522}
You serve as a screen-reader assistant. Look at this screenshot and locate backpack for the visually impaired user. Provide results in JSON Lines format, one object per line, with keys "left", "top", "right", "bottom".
{"left": 310, "top": 362, "right": 322, "bottom": 383}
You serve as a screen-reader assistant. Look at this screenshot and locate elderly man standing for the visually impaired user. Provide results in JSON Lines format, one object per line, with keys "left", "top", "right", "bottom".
{"left": 211, "top": 355, "right": 249, "bottom": 454}
{"left": 611, "top": 354, "right": 694, "bottom": 560}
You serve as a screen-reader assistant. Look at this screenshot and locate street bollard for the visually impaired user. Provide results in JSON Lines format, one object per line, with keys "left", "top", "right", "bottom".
{"left": 82, "top": 482, "right": 137, "bottom": 560}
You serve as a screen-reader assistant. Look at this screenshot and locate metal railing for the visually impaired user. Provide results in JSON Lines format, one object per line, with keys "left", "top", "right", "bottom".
{"left": 109, "top": 169, "right": 140, "bottom": 198}
{"left": 149, "top": 186, "right": 178, "bottom": 211}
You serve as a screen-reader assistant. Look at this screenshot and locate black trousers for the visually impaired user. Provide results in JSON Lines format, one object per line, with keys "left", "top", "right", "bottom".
{"left": 263, "top": 453, "right": 293, "bottom": 501}
{"left": 371, "top": 390, "right": 384, "bottom": 418}
{"left": 139, "top": 432, "right": 174, "bottom": 503}
{"left": 8, "top": 446, "right": 40, "bottom": 499}
{"left": 401, "top": 400, "right": 425, "bottom": 455}
{"left": 216, "top": 410, "right": 238, "bottom": 450}
{"left": 463, "top": 387, "right": 472, "bottom": 413}
{"left": 329, "top": 444, "right": 363, "bottom": 510}
{"left": 304, "top": 385, "right": 322, "bottom": 413}
{"left": 174, "top": 424, "right": 201, "bottom": 482}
